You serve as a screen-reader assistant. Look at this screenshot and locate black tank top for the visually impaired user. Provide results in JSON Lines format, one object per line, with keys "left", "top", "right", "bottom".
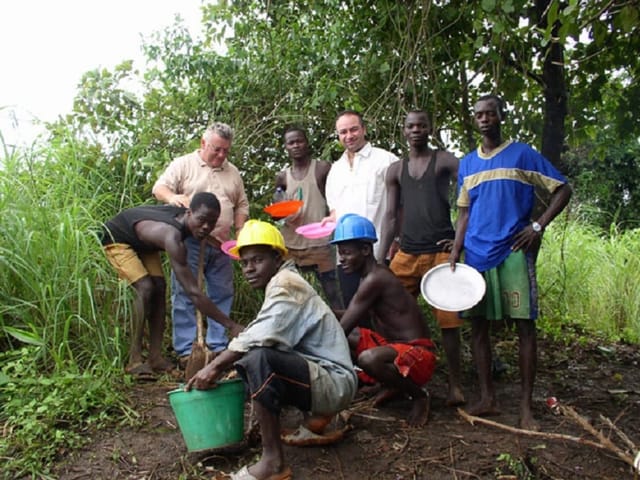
{"left": 101, "top": 205, "right": 187, "bottom": 252}
{"left": 399, "top": 151, "right": 455, "bottom": 254}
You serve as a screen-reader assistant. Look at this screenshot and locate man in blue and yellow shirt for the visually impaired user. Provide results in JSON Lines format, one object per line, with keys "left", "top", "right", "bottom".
{"left": 449, "top": 94, "right": 572, "bottom": 431}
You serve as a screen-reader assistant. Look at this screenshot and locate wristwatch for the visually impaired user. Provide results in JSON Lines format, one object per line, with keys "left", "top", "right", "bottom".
{"left": 531, "top": 221, "right": 543, "bottom": 233}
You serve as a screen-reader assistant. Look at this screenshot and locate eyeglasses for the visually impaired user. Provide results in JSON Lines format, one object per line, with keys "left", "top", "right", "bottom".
{"left": 206, "top": 143, "right": 230, "bottom": 156}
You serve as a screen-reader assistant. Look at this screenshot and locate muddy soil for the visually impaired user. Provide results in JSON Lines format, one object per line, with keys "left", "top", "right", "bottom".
{"left": 55, "top": 335, "right": 639, "bottom": 479}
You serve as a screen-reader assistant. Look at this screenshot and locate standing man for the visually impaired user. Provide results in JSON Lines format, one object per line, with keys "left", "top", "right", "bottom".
{"left": 379, "top": 110, "right": 464, "bottom": 407}
{"left": 187, "top": 220, "right": 356, "bottom": 480}
{"left": 449, "top": 95, "right": 572, "bottom": 430}
{"left": 324, "top": 110, "right": 398, "bottom": 308}
{"left": 274, "top": 126, "right": 342, "bottom": 310}
{"left": 152, "top": 122, "right": 249, "bottom": 365}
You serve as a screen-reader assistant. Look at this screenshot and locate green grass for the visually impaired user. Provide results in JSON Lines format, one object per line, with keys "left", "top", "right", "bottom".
{"left": 537, "top": 218, "right": 640, "bottom": 343}
{"left": 0, "top": 138, "right": 142, "bottom": 477}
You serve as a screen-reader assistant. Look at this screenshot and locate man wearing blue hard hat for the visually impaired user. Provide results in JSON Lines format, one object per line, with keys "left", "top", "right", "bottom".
{"left": 331, "top": 214, "right": 436, "bottom": 426}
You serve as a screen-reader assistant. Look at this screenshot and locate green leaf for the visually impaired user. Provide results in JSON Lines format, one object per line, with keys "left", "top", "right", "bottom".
{"left": 4, "top": 326, "right": 44, "bottom": 346}
{"left": 502, "top": 0, "right": 515, "bottom": 14}
{"left": 618, "top": 6, "right": 639, "bottom": 33}
{"left": 481, "top": 0, "right": 496, "bottom": 12}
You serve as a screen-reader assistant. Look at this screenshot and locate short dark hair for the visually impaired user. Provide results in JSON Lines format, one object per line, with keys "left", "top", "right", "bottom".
{"left": 335, "top": 109, "right": 365, "bottom": 127}
{"left": 405, "top": 110, "right": 432, "bottom": 129}
{"left": 190, "top": 192, "right": 220, "bottom": 213}
{"left": 477, "top": 94, "right": 507, "bottom": 120}
{"left": 283, "top": 125, "right": 308, "bottom": 141}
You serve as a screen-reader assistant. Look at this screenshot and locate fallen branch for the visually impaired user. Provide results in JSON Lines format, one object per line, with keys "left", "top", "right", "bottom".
{"left": 599, "top": 413, "right": 638, "bottom": 453}
{"left": 348, "top": 411, "right": 396, "bottom": 422}
{"left": 457, "top": 408, "right": 635, "bottom": 469}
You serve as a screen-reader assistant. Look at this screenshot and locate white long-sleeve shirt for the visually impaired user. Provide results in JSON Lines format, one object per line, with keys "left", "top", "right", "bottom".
{"left": 326, "top": 142, "right": 397, "bottom": 259}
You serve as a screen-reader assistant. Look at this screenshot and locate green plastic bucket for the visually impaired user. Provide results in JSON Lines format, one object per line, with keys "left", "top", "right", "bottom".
{"left": 168, "top": 378, "right": 245, "bottom": 452}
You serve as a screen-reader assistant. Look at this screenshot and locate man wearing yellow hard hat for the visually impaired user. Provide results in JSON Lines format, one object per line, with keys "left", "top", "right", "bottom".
{"left": 187, "top": 220, "right": 356, "bottom": 480}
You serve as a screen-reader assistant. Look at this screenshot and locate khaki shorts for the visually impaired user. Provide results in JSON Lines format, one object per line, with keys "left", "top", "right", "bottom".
{"left": 103, "top": 243, "right": 163, "bottom": 284}
{"left": 390, "top": 249, "right": 463, "bottom": 329}
{"left": 286, "top": 245, "right": 336, "bottom": 274}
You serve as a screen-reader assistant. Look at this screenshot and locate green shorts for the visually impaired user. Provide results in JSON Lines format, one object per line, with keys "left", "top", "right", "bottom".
{"left": 466, "top": 250, "right": 538, "bottom": 320}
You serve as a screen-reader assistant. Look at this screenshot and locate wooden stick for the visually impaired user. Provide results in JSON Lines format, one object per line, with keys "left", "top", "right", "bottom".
{"left": 457, "top": 408, "right": 635, "bottom": 468}
{"left": 599, "top": 413, "right": 638, "bottom": 453}
{"left": 558, "top": 404, "right": 635, "bottom": 467}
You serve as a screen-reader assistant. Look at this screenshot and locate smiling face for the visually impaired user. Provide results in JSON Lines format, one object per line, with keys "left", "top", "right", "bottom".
{"left": 336, "top": 113, "right": 367, "bottom": 153}
{"left": 239, "top": 245, "right": 282, "bottom": 290}
{"left": 336, "top": 241, "right": 370, "bottom": 274}
{"left": 200, "top": 132, "right": 231, "bottom": 169}
{"left": 185, "top": 205, "right": 219, "bottom": 240}
{"left": 403, "top": 111, "right": 431, "bottom": 148}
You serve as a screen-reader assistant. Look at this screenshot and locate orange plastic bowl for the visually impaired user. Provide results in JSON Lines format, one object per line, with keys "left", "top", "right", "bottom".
{"left": 263, "top": 200, "right": 303, "bottom": 218}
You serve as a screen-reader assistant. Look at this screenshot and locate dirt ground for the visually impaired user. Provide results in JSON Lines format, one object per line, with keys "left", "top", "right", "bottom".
{"left": 55, "top": 334, "right": 639, "bottom": 480}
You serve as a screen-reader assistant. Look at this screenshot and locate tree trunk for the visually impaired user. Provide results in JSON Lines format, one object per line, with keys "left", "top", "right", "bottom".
{"left": 533, "top": 0, "right": 569, "bottom": 224}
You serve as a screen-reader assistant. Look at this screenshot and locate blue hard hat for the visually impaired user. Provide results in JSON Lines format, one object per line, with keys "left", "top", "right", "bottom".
{"left": 330, "top": 214, "right": 378, "bottom": 244}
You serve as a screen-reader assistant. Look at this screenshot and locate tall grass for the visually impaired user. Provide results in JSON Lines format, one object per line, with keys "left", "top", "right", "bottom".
{"left": 0, "top": 135, "right": 143, "bottom": 477}
{"left": 537, "top": 218, "right": 640, "bottom": 343}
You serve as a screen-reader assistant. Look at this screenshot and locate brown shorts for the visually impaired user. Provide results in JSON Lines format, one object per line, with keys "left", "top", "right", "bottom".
{"left": 286, "top": 245, "right": 336, "bottom": 274}
{"left": 103, "top": 243, "right": 163, "bottom": 284}
{"left": 390, "top": 249, "right": 463, "bottom": 329}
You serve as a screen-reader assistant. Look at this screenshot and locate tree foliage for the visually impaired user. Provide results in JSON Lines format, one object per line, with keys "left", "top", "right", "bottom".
{"left": 49, "top": 0, "right": 640, "bottom": 227}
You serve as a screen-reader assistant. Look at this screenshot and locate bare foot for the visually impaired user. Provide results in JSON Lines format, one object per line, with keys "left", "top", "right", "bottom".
{"left": 148, "top": 356, "right": 174, "bottom": 373}
{"left": 445, "top": 385, "right": 466, "bottom": 407}
{"left": 465, "top": 398, "right": 500, "bottom": 417}
{"left": 353, "top": 383, "right": 381, "bottom": 403}
{"left": 234, "top": 463, "right": 291, "bottom": 480}
{"left": 519, "top": 409, "right": 539, "bottom": 431}
{"left": 372, "top": 388, "right": 403, "bottom": 407}
{"left": 125, "top": 362, "right": 156, "bottom": 382}
{"left": 406, "top": 394, "right": 430, "bottom": 426}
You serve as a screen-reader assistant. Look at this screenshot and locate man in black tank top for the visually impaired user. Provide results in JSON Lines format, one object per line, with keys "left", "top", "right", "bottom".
{"left": 101, "top": 192, "right": 243, "bottom": 380}
{"left": 379, "top": 110, "right": 465, "bottom": 407}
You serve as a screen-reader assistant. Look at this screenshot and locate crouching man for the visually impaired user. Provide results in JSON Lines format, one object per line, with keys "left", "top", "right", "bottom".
{"left": 332, "top": 214, "right": 436, "bottom": 426}
{"left": 186, "top": 220, "right": 357, "bottom": 480}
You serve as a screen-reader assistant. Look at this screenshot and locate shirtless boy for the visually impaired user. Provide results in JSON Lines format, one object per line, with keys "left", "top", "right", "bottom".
{"left": 332, "top": 214, "right": 436, "bottom": 426}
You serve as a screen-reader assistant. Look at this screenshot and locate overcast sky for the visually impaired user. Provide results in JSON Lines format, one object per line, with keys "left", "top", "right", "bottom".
{"left": 0, "top": 0, "right": 204, "bottom": 146}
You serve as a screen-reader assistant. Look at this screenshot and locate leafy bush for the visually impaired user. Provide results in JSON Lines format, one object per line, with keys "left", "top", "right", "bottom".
{"left": 0, "top": 348, "right": 134, "bottom": 478}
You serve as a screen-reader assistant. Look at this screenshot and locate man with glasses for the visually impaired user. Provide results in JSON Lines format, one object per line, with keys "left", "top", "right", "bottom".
{"left": 152, "top": 122, "right": 249, "bottom": 368}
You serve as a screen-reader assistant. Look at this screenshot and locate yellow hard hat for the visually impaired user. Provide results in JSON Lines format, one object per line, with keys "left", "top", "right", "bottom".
{"left": 229, "top": 219, "right": 288, "bottom": 257}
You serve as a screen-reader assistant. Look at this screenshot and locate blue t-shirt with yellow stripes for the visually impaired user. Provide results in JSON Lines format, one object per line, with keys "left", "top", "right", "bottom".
{"left": 457, "top": 140, "right": 567, "bottom": 272}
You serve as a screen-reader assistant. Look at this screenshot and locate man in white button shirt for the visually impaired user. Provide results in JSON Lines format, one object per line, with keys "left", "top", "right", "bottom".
{"left": 324, "top": 110, "right": 398, "bottom": 309}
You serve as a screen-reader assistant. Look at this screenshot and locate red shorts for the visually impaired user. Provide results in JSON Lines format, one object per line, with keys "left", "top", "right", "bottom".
{"left": 355, "top": 328, "right": 437, "bottom": 386}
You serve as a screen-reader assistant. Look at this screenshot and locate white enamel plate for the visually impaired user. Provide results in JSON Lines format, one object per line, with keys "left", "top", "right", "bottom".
{"left": 420, "top": 263, "right": 486, "bottom": 312}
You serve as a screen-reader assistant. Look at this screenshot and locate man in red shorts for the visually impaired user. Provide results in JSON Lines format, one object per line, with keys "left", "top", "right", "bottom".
{"left": 332, "top": 214, "right": 436, "bottom": 426}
